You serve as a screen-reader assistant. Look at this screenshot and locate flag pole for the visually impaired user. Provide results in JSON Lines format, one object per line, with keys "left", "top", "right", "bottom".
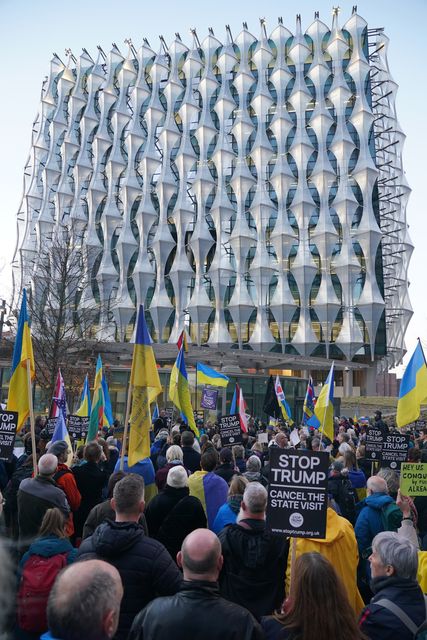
{"left": 26, "top": 359, "right": 37, "bottom": 474}
{"left": 119, "top": 383, "right": 133, "bottom": 471}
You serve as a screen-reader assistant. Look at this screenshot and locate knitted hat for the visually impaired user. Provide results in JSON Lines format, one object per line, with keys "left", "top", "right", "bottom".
{"left": 167, "top": 465, "right": 188, "bottom": 489}
{"left": 48, "top": 440, "right": 69, "bottom": 457}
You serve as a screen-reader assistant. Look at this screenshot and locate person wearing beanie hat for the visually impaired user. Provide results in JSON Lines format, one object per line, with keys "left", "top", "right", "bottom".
{"left": 145, "top": 466, "right": 206, "bottom": 560}
{"left": 47, "top": 440, "right": 81, "bottom": 538}
{"left": 214, "top": 448, "right": 236, "bottom": 484}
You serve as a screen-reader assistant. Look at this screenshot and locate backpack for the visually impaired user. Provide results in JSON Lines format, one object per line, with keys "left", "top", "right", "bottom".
{"left": 380, "top": 502, "right": 403, "bottom": 532}
{"left": 336, "top": 477, "right": 357, "bottom": 525}
{"left": 375, "top": 596, "right": 427, "bottom": 639}
{"left": 17, "top": 552, "right": 69, "bottom": 632}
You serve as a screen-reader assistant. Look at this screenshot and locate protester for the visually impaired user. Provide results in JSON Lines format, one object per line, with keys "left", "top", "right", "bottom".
{"left": 181, "top": 431, "right": 201, "bottom": 473}
{"left": 16, "top": 508, "right": 77, "bottom": 637}
{"left": 214, "top": 448, "right": 236, "bottom": 484}
{"left": 73, "top": 442, "right": 109, "bottom": 540}
{"left": 188, "top": 449, "right": 228, "bottom": 529}
{"left": 42, "top": 559, "right": 123, "bottom": 640}
{"left": 113, "top": 453, "right": 158, "bottom": 504}
{"left": 212, "top": 475, "right": 249, "bottom": 534}
{"left": 243, "top": 455, "right": 268, "bottom": 487}
{"left": 4, "top": 443, "right": 37, "bottom": 539}
{"left": 82, "top": 471, "right": 148, "bottom": 539}
{"left": 219, "top": 482, "right": 289, "bottom": 619}
{"left": 128, "top": 529, "right": 264, "bottom": 640}
{"left": 343, "top": 449, "right": 367, "bottom": 502}
{"left": 373, "top": 411, "right": 389, "bottom": 438}
{"left": 359, "top": 532, "right": 426, "bottom": 639}
{"left": 47, "top": 440, "right": 81, "bottom": 538}
{"left": 155, "top": 445, "right": 186, "bottom": 491}
{"left": 77, "top": 474, "right": 182, "bottom": 639}
{"left": 18, "top": 453, "right": 70, "bottom": 547}
{"left": 145, "top": 466, "right": 206, "bottom": 559}
{"left": 286, "top": 504, "right": 364, "bottom": 614}
{"left": 262, "top": 553, "right": 365, "bottom": 640}
{"left": 328, "top": 460, "right": 357, "bottom": 524}
{"left": 232, "top": 444, "right": 246, "bottom": 473}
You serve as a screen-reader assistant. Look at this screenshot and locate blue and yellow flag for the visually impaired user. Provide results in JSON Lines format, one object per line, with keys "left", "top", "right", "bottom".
{"left": 196, "top": 363, "right": 229, "bottom": 388}
{"left": 7, "top": 289, "right": 35, "bottom": 432}
{"left": 307, "top": 363, "right": 335, "bottom": 441}
{"left": 302, "top": 376, "right": 315, "bottom": 424}
{"left": 128, "top": 306, "right": 162, "bottom": 466}
{"left": 76, "top": 374, "right": 92, "bottom": 417}
{"left": 397, "top": 341, "right": 427, "bottom": 428}
{"left": 169, "top": 346, "right": 198, "bottom": 437}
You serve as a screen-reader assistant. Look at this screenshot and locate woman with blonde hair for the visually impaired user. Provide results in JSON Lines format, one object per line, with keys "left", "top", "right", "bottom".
{"left": 155, "top": 445, "right": 188, "bottom": 491}
{"left": 262, "top": 552, "right": 366, "bottom": 640}
{"left": 212, "top": 475, "right": 249, "bottom": 534}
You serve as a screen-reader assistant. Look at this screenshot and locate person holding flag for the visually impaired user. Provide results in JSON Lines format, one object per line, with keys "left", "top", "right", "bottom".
{"left": 169, "top": 345, "right": 198, "bottom": 437}
{"left": 307, "top": 363, "right": 335, "bottom": 442}
{"left": 48, "top": 426, "right": 81, "bottom": 537}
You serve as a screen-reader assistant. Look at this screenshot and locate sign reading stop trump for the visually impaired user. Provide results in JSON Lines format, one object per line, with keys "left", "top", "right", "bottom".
{"left": 0, "top": 410, "right": 19, "bottom": 462}
{"left": 267, "top": 448, "right": 329, "bottom": 538}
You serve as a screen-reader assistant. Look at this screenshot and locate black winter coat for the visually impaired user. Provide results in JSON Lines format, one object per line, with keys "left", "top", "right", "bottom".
{"left": 128, "top": 580, "right": 265, "bottom": 640}
{"left": 182, "top": 446, "right": 201, "bottom": 474}
{"left": 77, "top": 520, "right": 182, "bottom": 640}
{"left": 145, "top": 485, "right": 206, "bottom": 559}
{"left": 73, "top": 461, "right": 109, "bottom": 537}
{"left": 218, "top": 518, "right": 289, "bottom": 620}
{"left": 359, "top": 575, "right": 426, "bottom": 640}
{"left": 215, "top": 463, "right": 237, "bottom": 484}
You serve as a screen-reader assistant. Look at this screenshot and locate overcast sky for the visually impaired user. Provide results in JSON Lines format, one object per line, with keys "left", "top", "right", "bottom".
{"left": 1, "top": 0, "right": 425, "bottom": 375}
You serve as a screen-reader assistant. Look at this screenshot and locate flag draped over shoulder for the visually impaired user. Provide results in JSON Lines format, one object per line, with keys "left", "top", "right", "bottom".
{"left": 196, "top": 363, "right": 229, "bottom": 388}
{"left": 7, "top": 289, "right": 35, "bottom": 432}
{"left": 169, "top": 346, "right": 198, "bottom": 437}
{"left": 263, "top": 375, "right": 282, "bottom": 419}
{"left": 397, "top": 341, "right": 427, "bottom": 428}
{"left": 307, "top": 363, "right": 335, "bottom": 441}
{"left": 76, "top": 374, "right": 91, "bottom": 417}
{"left": 87, "top": 355, "right": 104, "bottom": 442}
{"left": 128, "top": 306, "right": 162, "bottom": 466}
{"left": 302, "top": 376, "right": 315, "bottom": 424}
{"left": 274, "top": 375, "right": 294, "bottom": 425}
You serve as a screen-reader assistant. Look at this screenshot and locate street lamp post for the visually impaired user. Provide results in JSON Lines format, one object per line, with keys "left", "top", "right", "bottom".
{"left": 0, "top": 299, "right": 7, "bottom": 404}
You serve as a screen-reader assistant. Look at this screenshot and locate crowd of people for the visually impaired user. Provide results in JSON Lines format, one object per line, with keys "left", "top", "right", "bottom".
{"left": 0, "top": 408, "right": 426, "bottom": 639}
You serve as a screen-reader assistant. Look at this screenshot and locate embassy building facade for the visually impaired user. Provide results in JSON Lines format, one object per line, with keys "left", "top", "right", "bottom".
{"left": 13, "top": 9, "right": 412, "bottom": 409}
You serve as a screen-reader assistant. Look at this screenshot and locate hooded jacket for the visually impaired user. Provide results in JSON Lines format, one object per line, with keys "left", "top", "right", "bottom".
{"left": 77, "top": 520, "right": 182, "bottom": 639}
{"left": 286, "top": 507, "right": 364, "bottom": 615}
{"left": 359, "top": 575, "right": 426, "bottom": 640}
{"left": 19, "top": 535, "right": 77, "bottom": 573}
{"left": 219, "top": 518, "right": 289, "bottom": 619}
{"left": 354, "top": 493, "right": 401, "bottom": 556}
{"left": 128, "top": 580, "right": 265, "bottom": 640}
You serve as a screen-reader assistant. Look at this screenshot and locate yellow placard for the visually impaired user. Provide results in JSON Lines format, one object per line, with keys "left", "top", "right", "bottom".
{"left": 400, "top": 463, "right": 427, "bottom": 496}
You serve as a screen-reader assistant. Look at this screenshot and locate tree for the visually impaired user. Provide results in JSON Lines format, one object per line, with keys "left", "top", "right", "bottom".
{"left": 27, "top": 227, "right": 106, "bottom": 402}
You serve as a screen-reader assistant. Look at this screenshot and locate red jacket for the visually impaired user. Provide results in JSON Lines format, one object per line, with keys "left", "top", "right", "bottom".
{"left": 54, "top": 464, "right": 81, "bottom": 537}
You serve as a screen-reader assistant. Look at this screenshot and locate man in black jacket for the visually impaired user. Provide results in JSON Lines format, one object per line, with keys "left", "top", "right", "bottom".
{"left": 77, "top": 474, "right": 182, "bottom": 640}
{"left": 73, "top": 441, "right": 109, "bottom": 539}
{"left": 359, "top": 531, "right": 426, "bottom": 639}
{"left": 181, "top": 431, "right": 201, "bottom": 473}
{"left": 218, "top": 482, "right": 289, "bottom": 619}
{"left": 128, "top": 528, "right": 264, "bottom": 640}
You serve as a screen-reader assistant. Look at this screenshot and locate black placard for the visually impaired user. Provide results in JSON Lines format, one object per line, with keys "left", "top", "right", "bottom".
{"left": 46, "top": 417, "right": 58, "bottom": 436}
{"left": 0, "top": 410, "right": 19, "bottom": 462}
{"left": 68, "top": 415, "right": 89, "bottom": 440}
{"left": 365, "top": 427, "right": 383, "bottom": 461}
{"left": 219, "top": 414, "right": 242, "bottom": 446}
{"left": 381, "top": 434, "right": 410, "bottom": 470}
{"left": 267, "top": 448, "right": 329, "bottom": 538}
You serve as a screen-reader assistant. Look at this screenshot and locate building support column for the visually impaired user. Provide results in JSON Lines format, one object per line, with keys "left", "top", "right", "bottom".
{"left": 343, "top": 367, "right": 353, "bottom": 397}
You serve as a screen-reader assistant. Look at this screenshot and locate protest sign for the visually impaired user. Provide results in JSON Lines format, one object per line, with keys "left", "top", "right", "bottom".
{"left": 219, "top": 414, "right": 242, "bottom": 446}
{"left": 46, "top": 417, "right": 58, "bottom": 436}
{"left": 257, "top": 432, "right": 268, "bottom": 444}
{"left": 381, "top": 434, "right": 410, "bottom": 470}
{"left": 0, "top": 410, "right": 18, "bottom": 462}
{"left": 365, "top": 427, "right": 383, "bottom": 461}
{"left": 267, "top": 448, "right": 329, "bottom": 538}
{"left": 200, "top": 387, "right": 218, "bottom": 410}
{"left": 68, "top": 415, "right": 89, "bottom": 440}
{"left": 400, "top": 463, "right": 427, "bottom": 496}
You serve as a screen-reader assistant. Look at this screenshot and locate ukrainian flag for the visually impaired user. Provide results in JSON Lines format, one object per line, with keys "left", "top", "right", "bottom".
{"left": 397, "top": 341, "right": 427, "bottom": 428}
{"left": 196, "top": 363, "right": 229, "bottom": 388}
{"left": 307, "top": 363, "right": 335, "bottom": 441}
{"left": 128, "top": 306, "right": 162, "bottom": 466}
{"left": 76, "top": 374, "right": 92, "bottom": 417}
{"left": 7, "top": 289, "right": 35, "bottom": 432}
{"left": 169, "top": 346, "right": 199, "bottom": 437}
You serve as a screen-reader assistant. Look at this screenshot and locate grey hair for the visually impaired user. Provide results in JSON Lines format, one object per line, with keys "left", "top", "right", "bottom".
{"left": 246, "top": 455, "right": 261, "bottom": 472}
{"left": 377, "top": 468, "right": 399, "bottom": 498}
{"left": 243, "top": 482, "right": 267, "bottom": 514}
{"left": 166, "top": 445, "right": 183, "bottom": 463}
{"left": 338, "top": 443, "right": 351, "bottom": 456}
{"left": 311, "top": 437, "right": 321, "bottom": 449}
{"left": 47, "top": 567, "right": 121, "bottom": 640}
{"left": 367, "top": 475, "right": 388, "bottom": 494}
{"left": 372, "top": 532, "right": 418, "bottom": 580}
{"left": 38, "top": 453, "right": 58, "bottom": 476}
